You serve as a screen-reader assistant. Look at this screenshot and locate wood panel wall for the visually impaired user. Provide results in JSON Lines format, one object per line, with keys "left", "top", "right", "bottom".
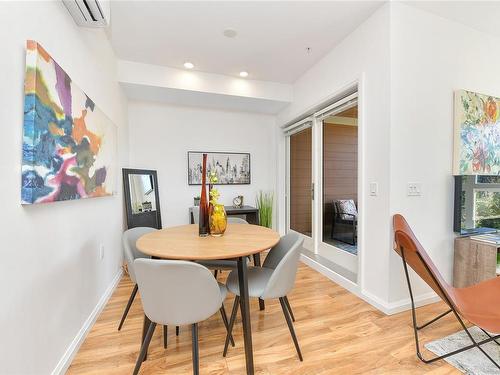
{"left": 290, "top": 128, "right": 312, "bottom": 235}
{"left": 323, "top": 123, "right": 358, "bottom": 233}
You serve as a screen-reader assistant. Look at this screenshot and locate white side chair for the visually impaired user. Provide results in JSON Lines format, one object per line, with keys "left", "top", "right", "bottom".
{"left": 133, "top": 259, "right": 232, "bottom": 375}
{"left": 223, "top": 232, "right": 304, "bottom": 361}
{"left": 119, "top": 227, "right": 157, "bottom": 331}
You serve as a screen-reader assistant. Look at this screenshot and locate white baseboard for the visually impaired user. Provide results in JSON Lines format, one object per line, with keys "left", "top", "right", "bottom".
{"left": 375, "top": 291, "right": 440, "bottom": 315}
{"left": 51, "top": 269, "right": 123, "bottom": 375}
{"left": 300, "top": 253, "right": 360, "bottom": 295}
{"left": 300, "top": 254, "right": 439, "bottom": 316}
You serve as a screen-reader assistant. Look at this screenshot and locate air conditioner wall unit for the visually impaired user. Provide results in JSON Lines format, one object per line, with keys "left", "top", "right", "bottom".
{"left": 62, "top": 0, "right": 110, "bottom": 28}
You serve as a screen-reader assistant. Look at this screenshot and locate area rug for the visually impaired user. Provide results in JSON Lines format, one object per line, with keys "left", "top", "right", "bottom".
{"left": 425, "top": 326, "right": 500, "bottom": 374}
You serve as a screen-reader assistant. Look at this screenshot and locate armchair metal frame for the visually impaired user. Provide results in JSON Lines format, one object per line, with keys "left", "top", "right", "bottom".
{"left": 400, "top": 246, "right": 500, "bottom": 368}
{"left": 393, "top": 214, "right": 500, "bottom": 370}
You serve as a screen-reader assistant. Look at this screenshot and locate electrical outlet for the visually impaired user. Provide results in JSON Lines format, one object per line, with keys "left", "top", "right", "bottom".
{"left": 99, "top": 244, "right": 105, "bottom": 260}
{"left": 369, "top": 182, "right": 378, "bottom": 196}
{"left": 407, "top": 182, "right": 422, "bottom": 196}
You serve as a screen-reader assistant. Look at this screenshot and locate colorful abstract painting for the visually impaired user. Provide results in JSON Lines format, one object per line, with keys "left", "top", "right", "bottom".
{"left": 454, "top": 90, "right": 500, "bottom": 175}
{"left": 22, "top": 41, "right": 117, "bottom": 204}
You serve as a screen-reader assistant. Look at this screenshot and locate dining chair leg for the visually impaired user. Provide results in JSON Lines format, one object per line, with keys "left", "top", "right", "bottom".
{"left": 176, "top": 326, "right": 180, "bottom": 336}
{"left": 258, "top": 298, "right": 265, "bottom": 311}
{"left": 118, "top": 284, "right": 138, "bottom": 331}
{"left": 283, "top": 296, "right": 295, "bottom": 322}
{"left": 214, "top": 270, "right": 218, "bottom": 279}
{"left": 223, "top": 296, "right": 240, "bottom": 357}
{"left": 220, "top": 305, "right": 235, "bottom": 347}
{"left": 133, "top": 321, "right": 157, "bottom": 375}
{"left": 163, "top": 325, "right": 168, "bottom": 348}
{"left": 192, "top": 323, "right": 199, "bottom": 375}
{"left": 237, "top": 257, "right": 255, "bottom": 373}
{"left": 252, "top": 254, "right": 265, "bottom": 311}
{"left": 279, "top": 297, "right": 303, "bottom": 361}
{"left": 141, "top": 315, "right": 152, "bottom": 362}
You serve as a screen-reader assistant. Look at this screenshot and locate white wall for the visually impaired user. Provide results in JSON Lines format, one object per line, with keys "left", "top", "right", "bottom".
{"left": 128, "top": 101, "right": 277, "bottom": 227}
{"left": 388, "top": 2, "right": 500, "bottom": 302}
{"left": 0, "top": 2, "right": 128, "bottom": 374}
{"left": 277, "top": 4, "right": 392, "bottom": 305}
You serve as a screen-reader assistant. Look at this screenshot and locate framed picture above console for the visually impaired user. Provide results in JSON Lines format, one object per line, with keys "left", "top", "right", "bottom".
{"left": 187, "top": 151, "right": 251, "bottom": 185}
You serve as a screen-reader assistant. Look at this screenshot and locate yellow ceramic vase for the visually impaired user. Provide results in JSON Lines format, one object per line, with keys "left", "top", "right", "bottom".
{"left": 209, "top": 204, "right": 227, "bottom": 237}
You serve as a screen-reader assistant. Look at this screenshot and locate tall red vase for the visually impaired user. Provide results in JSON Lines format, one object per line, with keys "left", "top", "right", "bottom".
{"left": 198, "top": 153, "right": 210, "bottom": 237}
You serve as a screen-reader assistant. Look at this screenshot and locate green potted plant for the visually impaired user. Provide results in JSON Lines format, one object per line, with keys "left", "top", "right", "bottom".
{"left": 256, "top": 191, "right": 274, "bottom": 228}
{"left": 193, "top": 196, "right": 201, "bottom": 206}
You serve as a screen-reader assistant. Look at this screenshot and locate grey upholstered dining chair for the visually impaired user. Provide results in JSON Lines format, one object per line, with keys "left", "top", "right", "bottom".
{"left": 132, "top": 259, "right": 233, "bottom": 375}
{"left": 121, "top": 227, "right": 177, "bottom": 345}
{"left": 223, "top": 232, "right": 304, "bottom": 361}
{"left": 119, "top": 227, "right": 157, "bottom": 331}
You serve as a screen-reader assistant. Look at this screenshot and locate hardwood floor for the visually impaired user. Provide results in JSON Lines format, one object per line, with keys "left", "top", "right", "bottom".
{"left": 68, "top": 263, "right": 460, "bottom": 374}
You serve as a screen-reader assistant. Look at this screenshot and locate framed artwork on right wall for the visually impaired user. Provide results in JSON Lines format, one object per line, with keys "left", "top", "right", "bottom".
{"left": 453, "top": 89, "right": 500, "bottom": 175}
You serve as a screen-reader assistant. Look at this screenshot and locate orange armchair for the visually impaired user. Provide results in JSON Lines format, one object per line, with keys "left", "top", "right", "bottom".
{"left": 393, "top": 214, "right": 500, "bottom": 369}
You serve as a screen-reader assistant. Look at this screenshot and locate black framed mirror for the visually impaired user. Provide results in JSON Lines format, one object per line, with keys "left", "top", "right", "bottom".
{"left": 123, "top": 168, "right": 162, "bottom": 229}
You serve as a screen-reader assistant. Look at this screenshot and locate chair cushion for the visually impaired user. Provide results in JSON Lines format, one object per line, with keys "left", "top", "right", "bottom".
{"left": 454, "top": 276, "right": 500, "bottom": 334}
{"left": 337, "top": 199, "right": 357, "bottom": 220}
{"left": 226, "top": 267, "right": 274, "bottom": 298}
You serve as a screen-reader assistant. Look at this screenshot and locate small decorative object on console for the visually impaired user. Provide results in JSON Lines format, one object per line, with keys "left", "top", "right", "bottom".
{"left": 193, "top": 196, "right": 200, "bottom": 206}
{"left": 233, "top": 195, "right": 244, "bottom": 208}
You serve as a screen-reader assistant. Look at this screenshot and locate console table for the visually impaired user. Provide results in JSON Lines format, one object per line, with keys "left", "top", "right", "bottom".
{"left": 189, "top": 205, "right": 260, "bottom": 225}
{"left": 453, "top": 236, "right": 500, "bottom": 288}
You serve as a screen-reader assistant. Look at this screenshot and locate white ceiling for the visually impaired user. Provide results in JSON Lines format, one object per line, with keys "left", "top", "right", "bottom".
{"left": 407, "top": 1, "right": 500, "bottom": 39}
{"left": 108, "top": 1, "right": 384, "bottom": 84}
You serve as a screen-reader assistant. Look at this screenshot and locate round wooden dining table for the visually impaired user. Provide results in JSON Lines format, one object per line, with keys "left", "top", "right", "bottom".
{"left": 136, "top": 223, "right": 280, "bottom": 375}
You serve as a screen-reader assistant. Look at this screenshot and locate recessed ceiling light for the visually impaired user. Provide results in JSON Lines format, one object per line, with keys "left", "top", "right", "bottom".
{"left": 223, "top": 28, "right": 237, "bottom": 38}
{"left": 183, "top": 61, "right": 194, "bottom": 69}
{"left": 239, "top": 71, "right": 249, "bottom": 78}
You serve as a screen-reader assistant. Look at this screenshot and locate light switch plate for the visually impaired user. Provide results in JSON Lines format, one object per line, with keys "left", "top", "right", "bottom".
{"left": 369, "top": 182, "right": 378, "bottom": 196}
{"left": 407, "top": 182, "right": 422, "bottom": 196}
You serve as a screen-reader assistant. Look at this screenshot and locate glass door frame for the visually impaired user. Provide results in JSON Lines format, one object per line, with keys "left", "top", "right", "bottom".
{"left": 284, "top": 89, "right": 362, "bottom": 284}
{"left": 313, "top": 94, "right": 359, "bottom": 275}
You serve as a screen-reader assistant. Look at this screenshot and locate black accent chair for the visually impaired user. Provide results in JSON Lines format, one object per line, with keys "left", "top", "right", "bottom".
{"left": 330, "top": 200, "right": 357, "bottom": 245}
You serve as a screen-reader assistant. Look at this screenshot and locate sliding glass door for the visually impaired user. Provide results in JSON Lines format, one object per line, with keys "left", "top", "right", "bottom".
{"left": 285, "top": 91, "right": 360, "bottom": 283}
